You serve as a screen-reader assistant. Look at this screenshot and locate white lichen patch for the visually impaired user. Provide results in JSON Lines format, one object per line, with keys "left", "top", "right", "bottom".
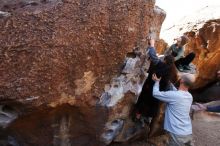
{"left": 122, "top": 57, "right": 140, "bottom": 74}
{"left": 107, "top": 81, "right": 124, "bottom": 107}
{"left": 25, "top": 96, "right": 39, "bottom": 101}
{"left": 99, "top": 52, "right": 150, "bottom": 107}
{"left": 0, "top": 11, "right": 11, "bottom": 17}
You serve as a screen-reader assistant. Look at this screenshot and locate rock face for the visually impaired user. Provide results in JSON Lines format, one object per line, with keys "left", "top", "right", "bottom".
{"left": 155, "top": 39, "right": 168, "bottom": 55}
{"left": 0, "top": 105, "right": 109, "bottom": 146}
{"left": 158, "top": 5, "right": 220, "bottom": 90}
{"left": 160, "top": 7, "right": 220, "bottom": 90}
{"left": 192, "top": 82, "right": 220, "bottom": 102}
{"left": 184, "top": 19, "right": 220, "bottom": 89}
{"left": 0, "top": 0, "right": 165, "bottom": 145}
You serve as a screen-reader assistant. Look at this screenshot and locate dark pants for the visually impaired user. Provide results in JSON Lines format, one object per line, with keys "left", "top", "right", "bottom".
{"left": 207, "top": 105, "right": 220, "bottom": 113}
{"left": 168, "top": 132, "right": 194, "bottom": 146}
{"left": 175, "top": 52, "right": 195, "bottom": 67}
{"left": 134, "top": 61, "right": 172, "bottom": 118}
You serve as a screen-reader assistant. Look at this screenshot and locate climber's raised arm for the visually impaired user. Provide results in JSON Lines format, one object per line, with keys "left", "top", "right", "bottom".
{"left": 147, "top": 39, "right": 160, "bottom": 65}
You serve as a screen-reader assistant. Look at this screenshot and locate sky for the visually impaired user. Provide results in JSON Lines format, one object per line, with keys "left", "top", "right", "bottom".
{"left": 156, "top": 0, "right": 220, "bottom": 31}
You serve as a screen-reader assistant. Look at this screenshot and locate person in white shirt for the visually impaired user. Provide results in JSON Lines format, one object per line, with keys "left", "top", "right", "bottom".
{"left": 152, "top": 73, "right": 195, "bottom": 146}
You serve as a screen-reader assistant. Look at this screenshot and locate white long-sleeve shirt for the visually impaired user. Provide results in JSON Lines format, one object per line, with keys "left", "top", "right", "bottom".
{"left": 153, "top": 81, "right": 193, "bottom": 136}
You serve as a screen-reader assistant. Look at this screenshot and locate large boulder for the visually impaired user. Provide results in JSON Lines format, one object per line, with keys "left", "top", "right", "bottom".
{"left": 184, "top": 19, "right": 220, "bottom": 89}
{"left": 160, "top": 5, "right": 220, "bottom": 89}
{"left": 0, "top": 0, "right": 165, "bottom": 145}
{"left": 155, "top": 39, "right": 168, "bottom": 55}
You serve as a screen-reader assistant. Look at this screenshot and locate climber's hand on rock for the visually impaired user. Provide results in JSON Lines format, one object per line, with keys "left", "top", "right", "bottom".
{"left": 152, "top": 73, "right": 161, "bottom": 82}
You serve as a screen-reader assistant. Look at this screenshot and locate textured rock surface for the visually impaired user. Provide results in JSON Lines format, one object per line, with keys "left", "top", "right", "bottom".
{"left": 157, "top": 5, "right": 220, "bottom": 90}
{"left": 160, "top": 17, "right": 220, "bottom": 90}
{"left": 192, "top": 82, "right": 220, "bottom": 102}
{"left": 155, "top": 39, "right": 168, "bottom": 55}
{"left": 0, "top": 105, "right": 108, "bottom": 146}
{"left": 184, "top": 19, "right": 220, "bottom": 89}
{"left": 0, "top": 0, "right": 165, "bottom": 107}
{"left": 0, "top": 0, "right": 165, "bottom": 145}
{"left": 192, "top": 109, "right": 220, "bottom": 146}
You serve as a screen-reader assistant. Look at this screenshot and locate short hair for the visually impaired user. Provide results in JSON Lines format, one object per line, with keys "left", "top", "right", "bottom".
{"left": 180, "top": 73, "right": 195, "bottom": 87}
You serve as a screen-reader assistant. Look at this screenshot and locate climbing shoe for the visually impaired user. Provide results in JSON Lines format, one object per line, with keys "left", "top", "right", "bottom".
{"left": 177, "top": 65, "right": 184, "bottom": 72}
{"left": 183, "top": 65, "right": 191, "bottom": 70}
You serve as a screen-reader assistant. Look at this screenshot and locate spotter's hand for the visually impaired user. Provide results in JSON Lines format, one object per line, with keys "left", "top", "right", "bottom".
{"left": 152, "top": 73, "right": 161, "bottom": 82}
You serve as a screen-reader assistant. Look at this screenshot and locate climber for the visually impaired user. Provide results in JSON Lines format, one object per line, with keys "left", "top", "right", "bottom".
{"left": 148, "top": 54, "right": 178, "bottom": 137}
{"left": 147, "top": 38, "right": 160, "bottom": 65}
{"left": 165, "top": 36, "right": 195, "bottom": 71}
{"left": 152, "top": 73, "right": 195, "bottom": 146}
{"left": 147, "top": 38, "right": 178, "bottom": 86}
{"left": 134, "top": 38, "right": 161, "bottom": 121}
{"left": 134, "top": 38, "right": 161, "bottom": 123}
{"left": 134, "top": 38, "right": 178, "bottom": 131}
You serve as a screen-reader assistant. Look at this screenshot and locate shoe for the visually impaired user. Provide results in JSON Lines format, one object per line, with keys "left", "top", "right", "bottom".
{"left": 183, "top": 65, "right": 191, "bottom": 70}
{"left": 177, "top": 65, "right": 184, "bottom": 71}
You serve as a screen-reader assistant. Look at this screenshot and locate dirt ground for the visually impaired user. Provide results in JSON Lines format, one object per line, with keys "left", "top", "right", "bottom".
{"left": 192, "top": 111, "right": 220, "bottom": 146}
{"left": 111, "top": 111, "right": 220, "bottom": 146}
{"left": 193, "top": 120, "right": 220, "bottom": 146}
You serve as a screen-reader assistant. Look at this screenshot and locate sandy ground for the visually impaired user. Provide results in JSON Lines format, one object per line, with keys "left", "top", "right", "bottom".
{"left": 192, "top": 111, "right": 220, "bottom": 146}
{"left": 193, "top": 120, "right": 220, "bottom": 146}
{"left": 111, "top": 111, "right": 220, "bottom": 146}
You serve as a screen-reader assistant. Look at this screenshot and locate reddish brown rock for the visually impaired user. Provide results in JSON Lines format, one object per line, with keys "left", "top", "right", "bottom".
{"left": 0, "top": 0, "right": 165, "bottom": 107}
{"left": 184, "top": 19, "right": 220, "bottom": 89}
{"left": 155, "top": 39, "right": 168, "bottom": 55}
{"left": 1, "top": 105, "right": 108, "bottom": 146}
{"left": 0, "top": 0, "right": 165, "bottom": 145}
